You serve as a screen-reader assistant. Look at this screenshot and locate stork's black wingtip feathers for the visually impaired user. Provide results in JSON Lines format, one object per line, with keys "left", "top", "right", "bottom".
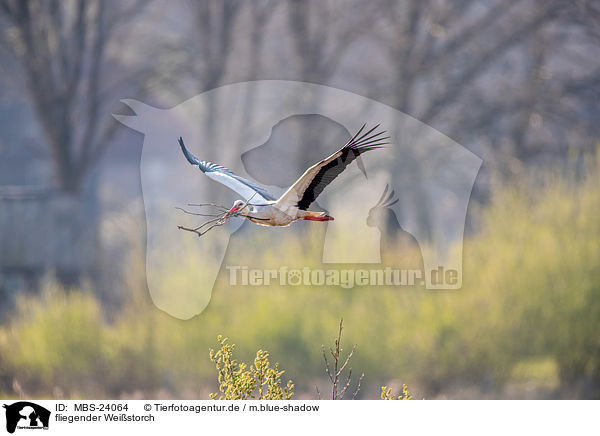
{"left": 178, "top": 136, "right": 201, "bottom": 166}
{"left": 345, "top": 124, "right": 389, "bottom": 153}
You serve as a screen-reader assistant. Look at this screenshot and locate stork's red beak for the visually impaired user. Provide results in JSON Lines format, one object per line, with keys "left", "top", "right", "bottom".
{"left": 224, "top": 206, "right": 239, "bottom": 218}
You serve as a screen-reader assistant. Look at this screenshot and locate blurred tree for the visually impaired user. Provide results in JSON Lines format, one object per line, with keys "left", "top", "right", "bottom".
{"left": 186, "top": 0, "right": 243, "bottom": 143}
{"left": 190, "top": 0, "right": 243, "bottom": 93}
{"left": 286, "top": 0, "right": 378, "bottom": 83}
{"left": 362, "top": 0, "right": 600, "bottom": 236}
{"left": 0, "top": 0, "right": 181, "bottom": 292}
{"left": 0, "top": 0, "right": 150, "bottom": 193}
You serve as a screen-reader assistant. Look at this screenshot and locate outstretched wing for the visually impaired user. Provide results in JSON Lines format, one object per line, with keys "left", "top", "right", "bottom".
{"left": 275, "top": 124, "right": 388, "bottom": 212}
{"left": 178, "top": 137, "right": 276, "bottom": 203}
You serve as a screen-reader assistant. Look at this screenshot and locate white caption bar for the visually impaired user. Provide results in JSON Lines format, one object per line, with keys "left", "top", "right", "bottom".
{"left": 0, "top": 400, "right": 596, "bottom": 436}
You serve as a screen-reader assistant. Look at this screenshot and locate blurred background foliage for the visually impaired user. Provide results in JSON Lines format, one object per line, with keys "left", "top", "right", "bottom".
{"left": 1, "top": 154, "right": 598, "bottom": 399}
{"left": 0, "top": 0, "right": 599, "bottom": 399}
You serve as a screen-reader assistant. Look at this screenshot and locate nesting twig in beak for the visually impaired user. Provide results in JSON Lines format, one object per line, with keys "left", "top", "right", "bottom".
{"left": 176, "top": 206, "right": 234, "bottom": 237}
{"left": 176, "top": 194, "right": 257, "bottom": 237}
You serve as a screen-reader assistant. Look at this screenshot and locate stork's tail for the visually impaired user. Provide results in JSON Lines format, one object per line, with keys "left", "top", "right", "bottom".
{"left": 302, "top": 211, "right": 334, "bottom": 221}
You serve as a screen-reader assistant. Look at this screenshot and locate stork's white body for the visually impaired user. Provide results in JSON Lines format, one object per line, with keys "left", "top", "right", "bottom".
{"left": 245, "top": 203, "right": 293, "bottom": 226}
{"left": 237, "top": 202, "right": 326, "bottom": 227}
{"left": 177, "top": 124, "right": 388, "bottom": 229}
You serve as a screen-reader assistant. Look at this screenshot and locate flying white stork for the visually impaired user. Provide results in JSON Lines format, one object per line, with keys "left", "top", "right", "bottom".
{"left": 177, "top": 124, "right": 388, "bottom": 228}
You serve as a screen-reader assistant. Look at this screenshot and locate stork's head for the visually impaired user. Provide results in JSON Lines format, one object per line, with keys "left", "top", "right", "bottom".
{"left": 226, "top": 199, "right": 248, "bottom": 216}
